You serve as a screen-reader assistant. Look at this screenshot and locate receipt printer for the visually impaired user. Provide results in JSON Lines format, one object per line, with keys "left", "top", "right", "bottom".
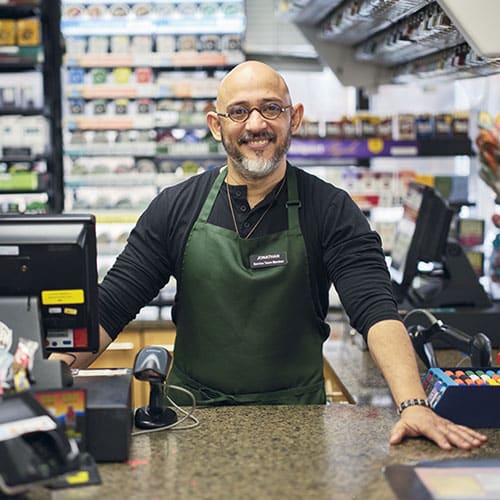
{"left": 0, "top": 391, "right": 81, "bottom": 496}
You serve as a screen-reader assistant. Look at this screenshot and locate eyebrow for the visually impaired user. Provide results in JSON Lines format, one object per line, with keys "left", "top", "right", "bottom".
{"left": 226, "top": 98, "right": 287, "bottom": 107}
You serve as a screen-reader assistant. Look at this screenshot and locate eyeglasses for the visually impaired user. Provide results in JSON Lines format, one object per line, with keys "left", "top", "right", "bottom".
{"left": 216, "top": 103, "right": 292, "bottom": 123}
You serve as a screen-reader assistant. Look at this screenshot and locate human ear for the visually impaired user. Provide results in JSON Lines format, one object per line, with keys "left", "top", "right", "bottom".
{"left": 206, "top": 111, "right": 222, "bottom": 141}
{"left": 290, "top": 103, "right": 304, "bottom": 134}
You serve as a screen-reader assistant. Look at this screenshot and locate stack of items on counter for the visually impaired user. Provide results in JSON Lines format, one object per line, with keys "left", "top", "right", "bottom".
{"left": 422, "top": 363, "right": 500, "bottom": 427}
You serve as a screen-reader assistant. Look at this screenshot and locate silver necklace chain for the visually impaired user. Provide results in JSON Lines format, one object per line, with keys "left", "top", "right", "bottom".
{"left": 225, "top": 175, "right": 286, "bottom": 240}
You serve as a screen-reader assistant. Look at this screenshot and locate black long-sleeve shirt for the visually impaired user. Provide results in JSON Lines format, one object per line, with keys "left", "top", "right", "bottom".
{"left": 98, "top": 163, "right": 401, "bottom": 341}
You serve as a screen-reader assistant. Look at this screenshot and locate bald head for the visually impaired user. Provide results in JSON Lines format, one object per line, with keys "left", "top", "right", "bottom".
{"left": 216, "top": 61, "right": 291, "bottom": 110}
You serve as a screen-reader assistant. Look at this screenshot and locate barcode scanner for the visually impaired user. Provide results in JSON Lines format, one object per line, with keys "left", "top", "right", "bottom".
{"left": 133, "top": 346, "right": 178, "bottom": 429}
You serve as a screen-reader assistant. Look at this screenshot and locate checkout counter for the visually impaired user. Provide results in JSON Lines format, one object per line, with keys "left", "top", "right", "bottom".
{"left": 6, "top": 336, "right": 500, "bottom": 500}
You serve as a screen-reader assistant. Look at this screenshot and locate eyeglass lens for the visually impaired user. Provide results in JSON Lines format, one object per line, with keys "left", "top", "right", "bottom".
{"left": 228, "top": 103, "right": 286, "bottom": 122}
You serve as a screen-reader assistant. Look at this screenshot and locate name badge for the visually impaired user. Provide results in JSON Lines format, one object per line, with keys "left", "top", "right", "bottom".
{"left": 250, "top": 252, "right": 288, "bottom": 269}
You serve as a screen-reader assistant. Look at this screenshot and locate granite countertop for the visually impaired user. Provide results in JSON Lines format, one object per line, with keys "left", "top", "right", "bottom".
{"left": 20, "top": 337, "right": 500, "bottom": 500}
{"left": 25, "top": 404, "right": 500, "bottom": 500}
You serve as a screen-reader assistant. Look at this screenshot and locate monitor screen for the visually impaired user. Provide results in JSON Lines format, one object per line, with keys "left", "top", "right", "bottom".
{"left": 390, "top": 182, "right": 454, "bottom": 291}
{"left": 0, "top": 213, "right": 99, "bottom": 354}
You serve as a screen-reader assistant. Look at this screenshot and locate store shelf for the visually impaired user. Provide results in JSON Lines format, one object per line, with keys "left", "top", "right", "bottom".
{"left": 65, "top": 83, "right": 217, "bottom": 100}
{"left": 64, "top": 52, "right": 242, "bottom": 69}
{"left": 0, "top": 0, "right": 63, "bottom": 212}
{"left": 285, "top": 0, "right": 500, "bottom": 87}
{"left": 288, "top": 137, "right": 473, "bottom": 160}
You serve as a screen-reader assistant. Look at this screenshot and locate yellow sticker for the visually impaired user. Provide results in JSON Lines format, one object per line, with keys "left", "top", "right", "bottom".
{"left": 66, "top": 471, "right": 90, "bottom": 484}
{"left": 63, "top": 307, "right": 78, "bottom": 316}
{"left": 41, "top": 289, "right": 85, "bottom": 305}
{"left": 367, "top": 137, "right": 384, "bottom": 154}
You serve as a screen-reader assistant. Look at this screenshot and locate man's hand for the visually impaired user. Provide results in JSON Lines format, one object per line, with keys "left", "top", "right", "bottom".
{"left": 390, "top": 406, "right": 488, "bottom": 450}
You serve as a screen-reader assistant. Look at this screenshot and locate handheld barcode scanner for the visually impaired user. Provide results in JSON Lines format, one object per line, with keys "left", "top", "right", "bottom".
{"left": 133, "top": 346, "right": 177, "bottom": 429}
{"left": 404, "top": 310, "right": 492, "bottom": 369}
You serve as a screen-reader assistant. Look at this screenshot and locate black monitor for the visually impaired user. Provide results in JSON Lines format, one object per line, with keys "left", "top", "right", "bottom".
{"left": 390, "top": 182, "right": 453, "bottom": 291}
{"left": 390, "top": 182, "right": 490, "bottom": 308}
{"left": 0, "top": 214, "right": 99, "bottom": 389}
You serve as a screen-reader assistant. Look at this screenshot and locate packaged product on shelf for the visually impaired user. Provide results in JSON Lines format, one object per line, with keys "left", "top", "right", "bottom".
{"left": 91, "top": 68, "right": 108, "bottom": 85}
{"left": 0, "top": 87, "right": 16, "bottom": 109}
{"left": 222, "top": 2, "right": 244, "bottom": 16}
{"left": 221, "top": 34, "right": 242, "bottom": 52}
{"left": 92, "top": 131, "right": 109, "bottom": 144}
{"left": 434, "top": 113, "right": 454, "bottom": 137}
{"left": 69, "top": 98, "right": 85, "bottom": 115}
{"left": 325, "top": 121, "right": 343, "bottom": 138}
{"left": 0, "top": 20, "right": 16, "bottom": 46}
{"left": 155, "top": 3, "right": 176, "bottom": 18}
{"left": 93, "top": 99, "right": 107, "bottom": 115}
{"left": 113, "top": 67, "right": 132, "bottom": 84}
{"left": 111, "top": 35, "right": 130, "bottom": 54}
{"left": 395, "top": 114, "right": 416, "bottom": 140}
{"left": 68, "top": 67, "right": 85, "bottom": 84}
{"left": 63, "top": 4, "right": 85, "bottom": 18}
{"left": 65, "top": 36, "right": 87, "bottom": 55}
{"left": 177, "top": 3, "right": 197, "bottom": 17}
{"left": 135, "top": 67, "right": 152, "bottom": 84}
{"left": 109, "top": 4, "right": 130, "bottom": 17}
{"left": 87, "top": 4, "right": 108, "bottom": 18}
{"left": 374, "top": 172, "right": 394, "bottom": 206}
{"left": 199, "top": 35, "right": 221, "bottom": 52}
{"left": 341, "top": 116, "right": 357, "bottom": 139}
{"left": 88, "top": 35, "right": 108, "bottom": 54}
{"left": 377, "top": 116, "right": 393, "bottom": 139}
{"left": 131, "top": 35, "right": 153, "bottom": 53}
{"left": 433, "top": 175, "right": 453, "bottom": 199}
{"left": 415, "top": 113, "right": 435, "bottom": 139}
{"left": 156, "top": 34, "right": 176, "bottom": 53}
{"left": 16, "top": 18, "right": 40, "bottom": 46}
{"left": 114, "top": 99, "right": 129, "bottom": 115}
{"left": 133, "top": 4, "right": 153, "bottom": 17}
{"left": 297, "top": 120, "right": 320, "bottom": 138}
{"left": 355, "top": 114, "right": 379, "bottom": 138}
{"left": 177, "top": 35, "right": 198, "bottom": 52}
{"left": 452, "top": 111, "right": 469, "bottom": 136}
{"left": 450, "top": 175, "right": 469, "bottom": 202}
{"left": 137, "top": 98, "right": 153, "bottom": 114}
{"left": 200, "top": 2, "right": 218, "bottom": 17}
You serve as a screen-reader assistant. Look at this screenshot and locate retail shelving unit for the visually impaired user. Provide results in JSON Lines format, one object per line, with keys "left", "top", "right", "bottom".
{"left": 59, "top": 1, "right": 246, "bottom": 297}
{"left": 60, "top": 1, "right": 245, "bottom": 216}
{"left": 281, "top": 0, "right": 500, "bottom": 88}
{"left": 0, "top": 0, "right": 63, "bottom": 213}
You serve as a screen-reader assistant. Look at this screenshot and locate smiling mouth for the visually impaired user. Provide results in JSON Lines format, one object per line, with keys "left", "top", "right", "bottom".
{"left": 238, "top": 132, "right": 275, "bottom": 147}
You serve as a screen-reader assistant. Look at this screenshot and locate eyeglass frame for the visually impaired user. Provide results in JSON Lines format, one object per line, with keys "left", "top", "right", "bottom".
{"left": 216, "top": 103, "right": 293, "bottom": 123}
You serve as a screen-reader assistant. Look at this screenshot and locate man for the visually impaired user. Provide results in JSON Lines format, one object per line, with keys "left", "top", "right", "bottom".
{"left": 55, "top": 61, "right": 487, "bottom": 450}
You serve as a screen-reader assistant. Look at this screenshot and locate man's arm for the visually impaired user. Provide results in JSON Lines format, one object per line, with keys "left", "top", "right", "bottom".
{"left": 367, "top": 319, "right": 488, "bottom": 450}
{"left": 49, "top": 325, "right": 114, "bottom": 369}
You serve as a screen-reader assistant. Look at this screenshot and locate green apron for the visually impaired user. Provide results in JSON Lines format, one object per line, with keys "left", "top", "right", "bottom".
{"left": 168, "top": 165, "right": 327, "bottom": 405}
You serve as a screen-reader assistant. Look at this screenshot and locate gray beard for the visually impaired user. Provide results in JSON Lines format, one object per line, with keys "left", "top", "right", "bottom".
{"left": 234, "top": 157, "right": 277, "bottom": 179}
{"left": 221, "top": 130, "right": 292, "bottom": 181}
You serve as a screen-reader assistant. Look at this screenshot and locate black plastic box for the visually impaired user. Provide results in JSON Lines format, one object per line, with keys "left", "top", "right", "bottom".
{"left": 73, "top": 369, "right": 133, "bottom": 462}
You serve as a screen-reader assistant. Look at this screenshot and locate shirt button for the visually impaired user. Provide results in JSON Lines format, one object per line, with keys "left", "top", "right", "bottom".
{"left": 234, "top": 190, "right": 243, "bottom": 198}
{"left": 243, "top": 222, "right": 250, "bottom": 228}
{"left": 239, "top": 205, "right": 247, "bottom": 212}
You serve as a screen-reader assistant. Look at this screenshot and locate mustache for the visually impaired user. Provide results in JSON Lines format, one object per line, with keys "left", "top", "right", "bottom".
{"left": 237, "top": 131, "right": 276, "bottom": 145}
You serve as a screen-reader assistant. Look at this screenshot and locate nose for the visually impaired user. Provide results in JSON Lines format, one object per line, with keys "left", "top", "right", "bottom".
{"left": 245, "top": 108, "right": 268, "bottom": 130}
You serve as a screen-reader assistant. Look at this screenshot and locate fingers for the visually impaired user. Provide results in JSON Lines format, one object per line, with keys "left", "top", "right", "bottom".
{"left": 432, "top": 422, "right": 488, "bottom": 451}
{"left": 390, "top": 410, "right": 488, "bottom": 450}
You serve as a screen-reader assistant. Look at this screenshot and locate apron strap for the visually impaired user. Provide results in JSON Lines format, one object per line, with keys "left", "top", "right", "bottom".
{"left": 198, "top": 166, "right": 226, "bottom": 223}
{"left": 199, "top": 165, "right": 302, "bottom": 231}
